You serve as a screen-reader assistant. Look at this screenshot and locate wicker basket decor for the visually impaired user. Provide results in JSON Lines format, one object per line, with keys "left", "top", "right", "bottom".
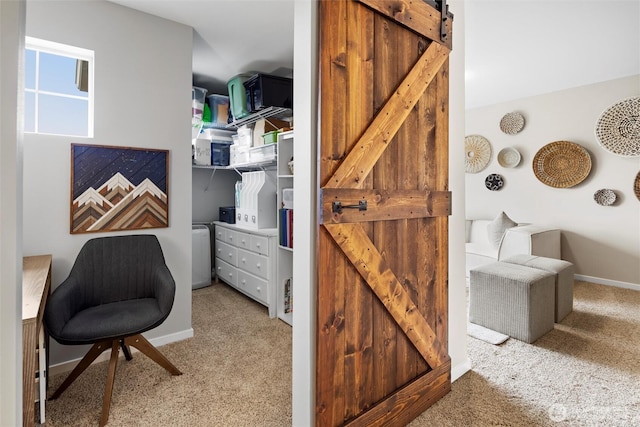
{"left": 532, "top": 141, "right": 592, "bottom": 188}
{"left": 499, "top": 112, "right": 525, "bottom": 135}
{"left": 595, "top": 97, "right": 640, "bottom": 157}
{"left": 465, "top": 135, "right": 492, "bottom": 173}
{"left": 593, "top": 189, "right": 616, "bottom": 206}
{"left": 635, "top": 171, "right": 640, "bottom": 201}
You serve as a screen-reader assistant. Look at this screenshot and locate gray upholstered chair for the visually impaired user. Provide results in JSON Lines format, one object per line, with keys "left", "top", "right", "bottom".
{"left": 44, "top": 234, "right": 182, "bottom": 426}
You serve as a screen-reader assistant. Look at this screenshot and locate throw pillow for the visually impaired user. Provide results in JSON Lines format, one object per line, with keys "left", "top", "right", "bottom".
{"left": 487, "top": 212, "right": 517, "bottom": 248}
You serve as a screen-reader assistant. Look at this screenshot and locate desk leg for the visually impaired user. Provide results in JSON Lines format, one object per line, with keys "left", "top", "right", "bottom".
{"left": 22, "top": 321, "right": 36, "bottom": 427}
{"left": 38, "top": 328, "right": 46, "bottom": 424}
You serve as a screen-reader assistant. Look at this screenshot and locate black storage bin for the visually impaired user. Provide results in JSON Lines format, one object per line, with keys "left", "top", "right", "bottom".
{"left": 219, "top": 207, "right": 236, "bottom": 224}
{"left": 243, "top": 73, "right": 293, "bottom": 113}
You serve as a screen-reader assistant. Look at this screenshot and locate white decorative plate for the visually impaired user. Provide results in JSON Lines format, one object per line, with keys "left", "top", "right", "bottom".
{"left": 593, "top": 189, "right": 616, "bottom": 206}
{"left": 465, "top": 135, "right": 492, "bottom": 174}
{"left": 595, "top": 97, "right": 640, "bottom": 157}
{"left": 500, "top": 112, "right": 525, "bottom": 135}
{"left": 497, "top": 147, "right": 521, "bottom": 168}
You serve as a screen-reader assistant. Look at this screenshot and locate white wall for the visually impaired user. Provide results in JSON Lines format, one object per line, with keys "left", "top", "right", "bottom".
{"left": 448, "top": 0, "right": 470, "bottom": 381}
{"left": 465, "top": 75, "right": 640, "bottom": 286}
{"left": 0, "top": 1, "right": 26, "bottom": 424}
{"left": 23, "top": 0, "right": 194, "bottom": 367}
{"left": 291, "top": 0, "right": 318, "bottom": 424}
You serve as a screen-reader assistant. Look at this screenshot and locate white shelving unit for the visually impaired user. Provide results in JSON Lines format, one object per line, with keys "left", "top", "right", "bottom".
{"left": 276, "top": 130, "right": 294, "bottom": 325}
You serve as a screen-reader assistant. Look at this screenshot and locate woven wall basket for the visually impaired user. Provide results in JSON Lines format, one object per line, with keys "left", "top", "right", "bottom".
{"left": 595, "top": 97, "right": 640, "bottom": 157}
{"left": 465, "top": 135, "right": 492, "bottom": 173}
{"left": 499, "top": 112, "right": 525, "bottom": 135}
{"left": 635, "top": 171, "right": 640, "bottom": 201}
{"left": 533, "top": 141, "right": 592, "bottom": 188}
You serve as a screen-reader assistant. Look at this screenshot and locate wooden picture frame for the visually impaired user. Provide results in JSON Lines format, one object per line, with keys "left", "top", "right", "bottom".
{"left": 70, "top": 143, "right": 169, "bottom": 234}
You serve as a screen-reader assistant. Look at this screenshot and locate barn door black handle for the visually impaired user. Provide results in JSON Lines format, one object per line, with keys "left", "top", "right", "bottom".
{"left": 332, "top": 200, "right": 367, "bottom": 214}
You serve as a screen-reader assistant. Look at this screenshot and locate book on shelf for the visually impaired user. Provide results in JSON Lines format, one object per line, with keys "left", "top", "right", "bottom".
{"left": 279, "top": 208, "right": 293, "bottom": 248}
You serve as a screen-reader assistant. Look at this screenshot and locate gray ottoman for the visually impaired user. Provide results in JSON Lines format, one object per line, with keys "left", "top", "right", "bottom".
{"left": 502, "top": 255, "right": 574, "bottom": 322}
{"left": 470, "top": 262, "right": 556, "bottom": 343}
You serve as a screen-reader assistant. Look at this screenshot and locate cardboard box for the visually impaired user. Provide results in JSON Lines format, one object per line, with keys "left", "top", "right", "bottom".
{"left": 253, "top": 118, "right": 290, "bottom": 146}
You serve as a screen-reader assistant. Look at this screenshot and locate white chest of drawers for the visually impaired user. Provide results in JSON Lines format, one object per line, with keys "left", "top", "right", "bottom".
{"left": 213, "top": 222, "right": 278, "bottom": 318}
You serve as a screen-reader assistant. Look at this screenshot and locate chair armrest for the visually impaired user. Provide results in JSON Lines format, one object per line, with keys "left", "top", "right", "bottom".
{"left": 152, "top": 264, "right": 176, "bottom": 316}
{"left": 44, "top": 275, "right": 84, "bottom": 338}
{"left": 497, "top": 225, "right": 561, "bottom": 260}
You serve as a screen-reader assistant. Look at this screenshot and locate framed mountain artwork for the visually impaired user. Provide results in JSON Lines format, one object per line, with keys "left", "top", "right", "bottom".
{"left": 70, "top": 144, "right": 169, "bottom": 234}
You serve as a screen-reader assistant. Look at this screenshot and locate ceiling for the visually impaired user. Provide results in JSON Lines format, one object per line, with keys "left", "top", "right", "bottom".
{"left": 109, "top": 0, "right": 639, "bottom": 109}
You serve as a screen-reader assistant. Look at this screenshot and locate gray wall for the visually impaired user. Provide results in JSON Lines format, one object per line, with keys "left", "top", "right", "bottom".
{"left": 192, "top": 168, "right": 237, "bottom": 223}
{"left": 465, "top": 75, "right": 640, "bottom": 286}
{"left": 0, "top": 1, "right": 26, "bottom": 424}
{"left": 23, "top": 0, "right": 194, "bottom": 366}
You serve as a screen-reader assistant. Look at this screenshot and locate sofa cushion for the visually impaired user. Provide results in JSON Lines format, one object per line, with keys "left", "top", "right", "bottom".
{"left": 487, "top": 211, "right": 517, "bottom": 248}
{"left": 465, "top": 242, "right": 499, "bottom": 258}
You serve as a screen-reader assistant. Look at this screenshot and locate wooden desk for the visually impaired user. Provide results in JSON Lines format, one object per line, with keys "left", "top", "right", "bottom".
{"left": 22, "top": 255, "right": 52, "bottom": 427}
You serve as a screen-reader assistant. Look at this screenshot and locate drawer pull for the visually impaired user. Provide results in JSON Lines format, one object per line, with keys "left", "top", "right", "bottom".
{"left": 228, "top": 273, "right": 233, "bottom": 278}
{"left": 256, "top": 263, "right": 261, "bottom": 269}
{"left": 241, "top": 239, "right": 247, "bottom": 244}
{"left": 256, "top": 287, "right": 261, "bottom": 293}
{"left": 256, "top": 243, "right": 261, "bottom": 248}
{"left": 217, "top": 248, "right": 221, "bottom": 254}
{"left": 241, "top": 258, "right": 246, "bottom": 264}
{"left": 228, "top": 252, "right": 232, "bottom": 258}
{"left": 217, "top": 267, "right": 221, "bottom": 271}
{"left": 229, "top": 236, "right": 233, "bottom": 241}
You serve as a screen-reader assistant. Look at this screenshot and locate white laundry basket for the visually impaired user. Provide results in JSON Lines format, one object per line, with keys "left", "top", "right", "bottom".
{"left": 192, "top": 224, "right": 212, "bottom": 289}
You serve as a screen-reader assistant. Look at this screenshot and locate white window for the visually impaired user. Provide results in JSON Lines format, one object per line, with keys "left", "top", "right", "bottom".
{"left": 24, "top": 37, "right": 94, "bottom": 137}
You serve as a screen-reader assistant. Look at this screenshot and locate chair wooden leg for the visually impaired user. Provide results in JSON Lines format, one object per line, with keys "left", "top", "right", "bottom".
{"left": 49, "top": 340, "right": 112, "bottom": 400}
{"left": 124, "top": 334, "right": 182, "bottom": 376}
{"left": 99, "top": 341, "right": 120, "bottom": 427}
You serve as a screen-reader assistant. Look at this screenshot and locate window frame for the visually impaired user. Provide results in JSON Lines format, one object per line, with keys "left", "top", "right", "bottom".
{"left": 24, "top": 36, "right": 95, "bottom": 138}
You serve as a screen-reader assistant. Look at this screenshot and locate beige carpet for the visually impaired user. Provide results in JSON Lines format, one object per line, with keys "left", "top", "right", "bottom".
{"left": 43, "top": 283, "right": 292, "bottom": 426}
{"left": 43, "top": 280, "right": 640, "bottom": 426}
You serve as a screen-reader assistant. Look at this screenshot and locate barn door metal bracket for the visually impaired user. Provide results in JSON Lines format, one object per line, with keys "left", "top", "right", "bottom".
{"left": 438, "top": 0, "right": 449, "bottom": 42}
{"left": 332, "top": 200, "right": 367, "bottom": 214}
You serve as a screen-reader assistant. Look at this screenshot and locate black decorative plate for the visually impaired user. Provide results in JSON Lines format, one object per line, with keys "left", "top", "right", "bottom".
{"left": 485, "top": 174, "right": 504, "bottom": 191}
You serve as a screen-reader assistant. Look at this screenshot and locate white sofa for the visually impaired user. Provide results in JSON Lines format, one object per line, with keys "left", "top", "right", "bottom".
{"left": 465, "top": 219, "right": 561, "bottom": 277}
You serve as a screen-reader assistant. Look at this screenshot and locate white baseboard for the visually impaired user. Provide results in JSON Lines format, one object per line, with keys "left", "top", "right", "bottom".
{"left": 48, "top": 328, "right": 194, "bottom": 378}
{"left": 451, "top": 358, "right": 471, "bottom": 382}
{"left": 574, "top": 274, "right": 640, "bottom": 291}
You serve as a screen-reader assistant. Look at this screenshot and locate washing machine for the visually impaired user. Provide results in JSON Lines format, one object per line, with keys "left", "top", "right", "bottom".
{"left": 192, "top": 224, "right": 212, "bottom": 289}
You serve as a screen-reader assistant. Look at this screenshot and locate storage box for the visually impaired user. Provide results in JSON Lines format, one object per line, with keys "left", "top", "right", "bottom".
{"left": 227, "top": 73, "right": 253, "bottom": 121}
{"left": 282, "top": 188, "right": 293, "bottom": 209}
{"left": 206, "top": 94, "right": 230, "bottom": 126}
{"left": 253, "top": 118, "right": 290, "bottom": 147}
{"left": 219, "top": 206, "right": 236, "bottom": 224}
{"left": 262, "top": 130, "right": 280, "bottom": 145}
{"left": 192, "top": 86, "right": 208, "bottom": 120}
{"left": 230, "top": 144, "right": 250, "bottom": 165}
{"left": 250, "top": 144, "right": 276, "bottom": 163}
{"left": 211, "top": 142, "right": 231, "bottom": 166}
{"left": 194, "top": 138, "right": 211, "bottom": 165}
{"left": 235, "top": 125, "right": 252, "bottom": 147}
{"left": 243, "top": 73, "right": 293, "bottom": 113}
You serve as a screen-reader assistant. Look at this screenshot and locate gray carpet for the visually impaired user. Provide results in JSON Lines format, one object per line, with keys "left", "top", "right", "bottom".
{"left": 43, "top": 280, "right": 640, "bottom": 426}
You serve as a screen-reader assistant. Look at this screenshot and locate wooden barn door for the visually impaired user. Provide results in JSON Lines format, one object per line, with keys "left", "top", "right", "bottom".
{"left": 316, "top": 1, "right": 453, "bottom": 426}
